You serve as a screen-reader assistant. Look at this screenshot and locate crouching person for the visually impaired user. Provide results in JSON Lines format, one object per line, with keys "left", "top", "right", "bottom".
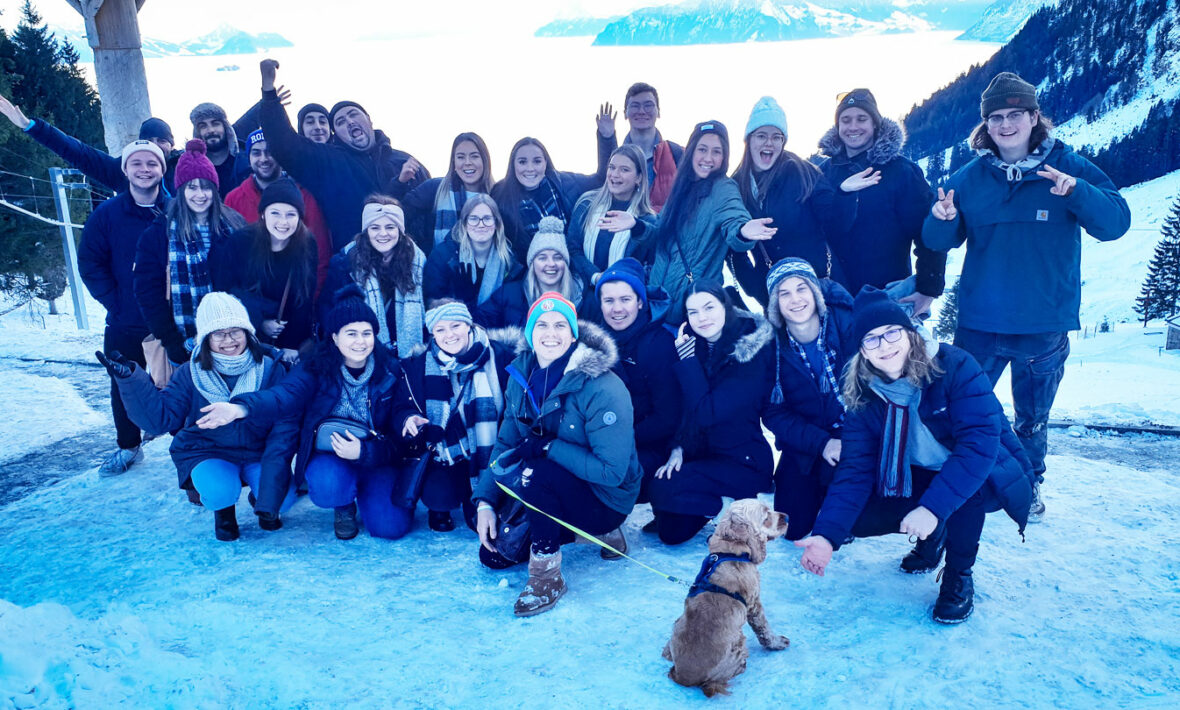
{"left": 796, "top": 287, "right": 1034, "bottom": 624}
{"left": 472, "top": 293, "right": 641, "bottom": 617}
{"left": 203, "top": 285, "right": 417, "bottom": 540}
{"left": 98, "top": 292, "right": 298, "bottom": 541}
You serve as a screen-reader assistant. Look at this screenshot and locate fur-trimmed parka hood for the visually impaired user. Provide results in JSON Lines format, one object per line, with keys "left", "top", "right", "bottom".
{"left": 817, "top": 116, "right": 905, "bottom": 165}
{"left": 506, "top": 320, "right": 619, "bottom": 379}
{"left": 730, "top": 310, "right": 775, "bottom": 364}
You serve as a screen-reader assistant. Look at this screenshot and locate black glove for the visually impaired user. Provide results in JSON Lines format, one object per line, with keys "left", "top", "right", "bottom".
{"left": 96, "top": 350, "right": 133, "bottom": 379}
{"left": 422, "top": 424, "right": 446, "bottom": 446}
{"left": 516, "top": 431, "right": 554, "bottom": 464}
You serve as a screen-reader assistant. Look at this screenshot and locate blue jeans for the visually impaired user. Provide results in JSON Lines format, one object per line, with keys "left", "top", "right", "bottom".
{"left": 304, "top": 454, "right": 413, "bottom": 539}
{"left": 190, "top": 459, "right": 297, "bottom": 513}
{"left": 954, "top": 328, "right": 1069, "bottom": 479}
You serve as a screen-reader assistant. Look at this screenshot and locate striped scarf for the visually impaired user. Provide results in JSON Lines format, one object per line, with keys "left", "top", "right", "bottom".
{"left": 168, "top": 220, "right": 213, "bottom": 340}
{"left": 361, "top": 272, "right": 393, "bottom": 349}
{"left": 433, "top": 188, "right": 473, "bottom": 247}
{"left": 518, "top": 177, "right": 566, "bottom": 240}
{"left": 869, "top": 377, "right": 949, "bottom": 498}
{"left": 423, "top": 328, "right": 503, "bottom": 469}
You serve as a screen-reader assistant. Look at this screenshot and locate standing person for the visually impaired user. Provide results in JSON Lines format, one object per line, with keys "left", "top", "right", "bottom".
{"left": 78, "top": 139, "right": 168, "bottom": 475}
{"left": 760, "top": 258, "right": 854, "bottom": 542}
{"left": 473, "top": 293, "right": 641, "bottom": 616}
{"left": 257, "top": 59, "right": 430, "bottom": 250}
{"left": 422, "top": 194, "right": 521, "bottom": 312}
{"left": 134, "top": 140, "right": 247, "bottom": 367}
{"left": 400, "top": 132, "right": 495, "bottom": 252}
{"left": 816, "top": 89, "right": 945, "bottom": 313}
{"left": 619, "top": 81, "right": 683, "bottom": 211}
{"left": 189, "top": 102, "right": 244, "bottom": 197}
{"left": 298, "top": 104, "right": 331, "bottom": 144}
{"left": 796, "top": 287, "right": 1035, "bottom": 624}
{"left": 321, "top": 196, "right": 426, "bottom": 359}
{"left": 567, "top": 144, "right": 658, "bottom": 285}
{"left": 476, "top": 217, "right": 583, "bottom": 329}
{"left": 99, "top": 293, "right": 299, "bottom": 540}
{"left": 203, "top": 287, "right": 418, "bottom": 540}
{"left": 647, "top": 120, "right": 775, "bottom": 323}
{"left": 647, "top": 282, "right": 775, "bottom": 545}
{"left": 729, "top": 97, "right": 854, "bottom": 307}
{"left": 923, "top": 72, "right": 1131, "bottom": 519}
{"left": 213, "top": 179, "right": 319, "bottom": 365}
{"left": 491, "top": 114, "right": 616, "bottom": 261}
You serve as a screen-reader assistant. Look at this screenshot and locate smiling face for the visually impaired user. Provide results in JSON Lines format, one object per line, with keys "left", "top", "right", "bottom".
{"left": 183, "top": 180, "right": 214, "bottom": 216}
{"left": 861, "top": 325, "right": 910, "bottom": 380}
{"left": 685, "top": 291, "right": 725, "bottom": 342}
{"left": 332, "top": 321, "right": 375, "bottom": 368}
{"left": 838, "top": 107, "right": 875, "bottom": 157}
{"left": 263, "top": 203, "right": 300, "bottom": 246}
{"left": 301, "top": 111, "right": 330, "bottom": 144}
{"left": 532, "top": 311, "right": 575, "bottom": 366}
{"left": 453, "top": 140, "right": 485, "bottom": 188}
{"left": 692, "top": 133, "right": 724, "bottom": 180}
{"left": 598, "top": 281, "right": 643, "bottom": 332}
{"left": 625, "top": 91, "right": 659, "bottom": 131}
{"left": 465, "top": 203, "right": 496, "bottom": 247}
{"left": 748, "top": 126, "right": 785, "bottom": 172}
{"left": 333, "top": 107, "right": 374, "bottom": 151}
{"left": 196, "top": 119, "right": 226, "bottom": 152}
{"left": 248, "top": 140, "right": 280, "bottom": 182}
{"left": 123, "top": 152, "right": 164, "bottom": 192}
{"left": 532, "top": 249, "right": 566, "bottom": 288}
{"left": 605, "top": 153, "right": 642, "bottom": 201}
{"left": 431, "top": 319, "right": 472, "bottom": 356}
{"left": 207, "top": 328, "right": 247, "bottom": 356}
{"left": 776, "top": 277, "right": 817, "bottom": 326}
{"left": 514, "top": 144, "right": 547, "bottom": 189}
{"left": 366, "top": 215, "right": 400, "bottom": 254}
{"left": 986, "top": 108, "right": 1037, "bottom": 158}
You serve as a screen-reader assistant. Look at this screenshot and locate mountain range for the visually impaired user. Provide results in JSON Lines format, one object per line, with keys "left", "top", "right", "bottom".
{"left": 50, "top": 23, "right": 293, "bottom": 62}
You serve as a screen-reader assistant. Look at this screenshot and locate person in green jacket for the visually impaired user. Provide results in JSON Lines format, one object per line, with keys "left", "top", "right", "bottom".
{"left": 472, "top": 292, "right": 641, "bottom": 617}
{"left": 648, "top": 120, "right": 777, "bottom": 321}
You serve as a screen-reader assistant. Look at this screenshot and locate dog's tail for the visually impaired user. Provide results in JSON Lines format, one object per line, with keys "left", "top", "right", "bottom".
{"left": 702, "top": 680, "right": 732, "bottom": 698}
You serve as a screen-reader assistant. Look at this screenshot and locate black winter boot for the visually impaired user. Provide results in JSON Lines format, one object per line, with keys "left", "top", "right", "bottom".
{"left": 900, "top": 525, "right": 947, "bottom": 574}
{"left": 428, "top": 510, "right": 455, "bottom": 532}
{"left": 214, "top": 506, "right": 239, "bottom": 541}
{"left": 257, "top": 512, "right": 282, "bottom": 531}
{"left": 334, "top": 502, "right": 359, "bottom": 540}
{"left": 932, "top": 567, "right": 974, "bottom": 624}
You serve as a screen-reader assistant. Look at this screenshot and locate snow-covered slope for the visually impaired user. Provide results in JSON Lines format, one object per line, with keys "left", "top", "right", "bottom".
{"left": 956, "top": 0, "right": 1056, "bottom": 42}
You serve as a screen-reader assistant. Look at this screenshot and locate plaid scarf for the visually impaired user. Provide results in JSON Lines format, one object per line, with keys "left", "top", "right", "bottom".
{"left": 168, "top": 220, "right": 214, "bottom": 341}
{"left": 518, "top": 177, "right": 566, "bottom": 240}
{"left": 771, "top": 314, "right": 844, "bottom": 419}
{"left": 423, "top": 327, "right": 503, "bottom": 468}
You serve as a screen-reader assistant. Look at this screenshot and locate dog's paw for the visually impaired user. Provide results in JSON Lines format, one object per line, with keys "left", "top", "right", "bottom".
{"left": 765, "top": 635, "right": 790, "bottom": 651}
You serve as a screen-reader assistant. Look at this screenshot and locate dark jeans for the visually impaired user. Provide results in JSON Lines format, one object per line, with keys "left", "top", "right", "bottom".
{"left": 850, "top": 487, "right": 987, "bottom": 573}
{"left": 520, "top": 460, "right": 627, "bottom": 556}
{"left": 420, "top": 459, "right": 473, "bottom": 513}
{"left": 774, "top": 457, "right": 829, "bottom": 542}
{"left": 653, "top": 512, "right": 710, "bottom": 546}
{"left": 954, "top": 328, "right": 1069, "bottom": 478}
{"left": 104, "top": 325, "right": 149, "bottom": 450}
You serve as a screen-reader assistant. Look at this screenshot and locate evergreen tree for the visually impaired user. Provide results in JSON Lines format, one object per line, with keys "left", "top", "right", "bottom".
{"left": 1134, "top": 196, "right": 1180, "bottom": 324}
{"left": 934, "top": 277, "right": 960, "bottom": 342}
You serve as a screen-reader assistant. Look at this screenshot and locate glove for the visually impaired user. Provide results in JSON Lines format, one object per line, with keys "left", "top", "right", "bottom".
{"left": 422, "top": 424, "right": 446, "bottom": 446}
{"left": 675, "top": 336, "right": 696, "bottom": 361}
{"left": 95, "top": 350, "right": 133, "bottom": 379}
{"left": 516, "top": 431, "right": 554, "bottom": 465}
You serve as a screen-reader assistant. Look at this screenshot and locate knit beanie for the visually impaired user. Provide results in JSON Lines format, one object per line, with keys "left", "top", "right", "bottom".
{"left": 834, "top": 88, "right": 882, "bottom": 129}
{"left": 526, "top": 216, "right": 569, "bottom": 265}
{"left": 189, "top": 102, "right": 238, "bottom": 154}
{"left": 361, "top": 202, "right": 405, "bottom": 233}
{"left": 246, "top": 129, "right": 266, "bottom": 151}
{"left": 980, "top": 72, "right": 1039, "bottom": 118}
{"left": 745, "top": 96, "right": 788, "bottom": 139}
{"left": 120, "top": 139, "right": 166, "bottom": 172}
{"left": 194, "top": 292, "right": 254, "bottom": 347}
{"left": 850, "top": 286, "right": 913, "bottom": 349}
{"left": 765, "top": 257, "right": 827, "bottom": 327}
{"left": 425, "top": 301, "right": 474, "bottom": 332}
{"left": 325, "top": 284, "right": 381, "bottom": 337}
{"left": 329, "top": 100, "right": 368, "bottom": 130}
{"left": 174, "top": 139, "right": 219, "bottom": 189}
{"left": 297, "top": 103, "right": 329, "bottom": 127}
{"left": 138, "top": 117, "right": 174, "bottom": 144}
{"left": 258, "top": 177, "right": 305, "bottom": 218}
{"left": 596, "top": 257, "right": 647, "bottom": 304}
{"left": 525, "top": 292, "right": 580, "bottom": 348}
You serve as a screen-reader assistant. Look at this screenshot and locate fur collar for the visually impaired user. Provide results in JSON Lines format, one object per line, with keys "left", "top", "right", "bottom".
{"left": 731, "top": 311, "right": 774, "bottom": 364}
{"left": 817, "top": 117, "right": 905, "bottom": 165}
{"left": 505, "top": 321, "right": 619, "bottom": 379}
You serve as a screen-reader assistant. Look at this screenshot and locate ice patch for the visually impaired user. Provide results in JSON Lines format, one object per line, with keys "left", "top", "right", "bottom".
{"left": 0, "top": 371, "right": 104, "bottom": 464}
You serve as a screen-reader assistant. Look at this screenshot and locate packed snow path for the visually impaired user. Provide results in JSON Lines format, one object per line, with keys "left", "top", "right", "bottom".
{"left": 1, "top": 361, "right": 1178, "bottom": 708}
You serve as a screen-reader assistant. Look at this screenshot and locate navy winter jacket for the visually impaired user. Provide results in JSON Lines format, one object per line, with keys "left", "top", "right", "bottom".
{"left": 422, "top": 238, "right": 525, "bottom": 313}
{"left": 25, "top": 118, "right": 179, "bottom": 197}
{"left": 79, "top": 189, "right": 165, "bottom": 330}
{"left": 816, "top": 118, "right": 945, "bottom": 298}
{"left": 922, "top": 140, "right": 1130, "bottom": 334}
{"left": 566, "top": 195, "right": 659, "bottom": 283}
{"left": 811, "top": 343, "right": 1035, "bottom": 549}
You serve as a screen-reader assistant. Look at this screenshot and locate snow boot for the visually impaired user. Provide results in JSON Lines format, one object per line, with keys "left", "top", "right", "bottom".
{"left": 214, "top": 506, "right": 239, "bottom": 542}
{"left": 514, "top": 549, "right": 566, "bottom": 617}
{"left": 334, "top": 502, "right": 359, "bottom": 540}
{"left": 1028, "top": 482, "right": 1045, "bottom": 522}
{"left": 598, "top": 527, "right": 628, "bottom": 560}
{"left": 257, "top": 511, "right": 282, "bottom": 531}
{"left": 98, "top": 445, "right": 142, "bottom": 477}
{"left": 932, "top": 567, "right": 974, "bottom": 624}
{"left": 428, "top": 510, "right": 456, "bottom": 532}
{"left": 900, "top": 525, "right": 947, "bottom": 574}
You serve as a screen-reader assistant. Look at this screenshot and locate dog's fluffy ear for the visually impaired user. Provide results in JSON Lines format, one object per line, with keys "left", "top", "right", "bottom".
{"left": 764, "top": 506, "right": 787, "bottom": 540}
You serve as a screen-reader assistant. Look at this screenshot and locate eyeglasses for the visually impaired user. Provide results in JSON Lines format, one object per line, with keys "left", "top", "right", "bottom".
{"left": 750, "top": 132, "right": 785, "bottom": 145}
{"left": 210, "top": 328, "right": 246, "bottom": 342}
{"left": 861, "top": 327, "right": 905, "bottom": 351}
{"left": 627, "top": 101, "right": 656, "bottom": 113}
{"left": 466, "top": 215, "right": 495, "bottom": 227}
{"left": 986, "top": 109, "right": 1030, "bottom": 127}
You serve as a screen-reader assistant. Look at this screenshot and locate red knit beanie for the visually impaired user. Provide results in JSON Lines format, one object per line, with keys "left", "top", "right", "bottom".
{"left": 174, "top": 139, "right": 219, "bottom": 189}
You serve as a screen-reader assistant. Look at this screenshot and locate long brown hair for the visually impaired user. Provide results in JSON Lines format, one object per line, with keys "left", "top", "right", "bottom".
{"left": 434, "top": 132, "right": 494, "bottom": 210}
{"left": 841, "top": 330, "right": 943, "bottom": 411}
{"left": 168, "top": 178, "right": 244, "bottom": 239}
{"left": 243, "top": 218, "right": 315, "bottom": 307}
{"left": 969, "top": 111, "right": 1055, "bottom": 155}
{"left": 732, "top": 145, "right": 819, "bottom": 208}
{"left": 350, "top": 194, "right": 418, "bottom": 295}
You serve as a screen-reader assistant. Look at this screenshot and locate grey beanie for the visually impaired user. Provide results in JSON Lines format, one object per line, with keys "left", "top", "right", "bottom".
{"left": 981, "top": 72, "right": 1039, "bottom": 118}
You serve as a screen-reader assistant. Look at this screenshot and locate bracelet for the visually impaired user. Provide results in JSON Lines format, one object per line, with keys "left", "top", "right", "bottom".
{"left": 23, "top": 118, "right": 34, "bottom": 132}
{"left": 476, "top": 501, "right": 493, "bottom": 512}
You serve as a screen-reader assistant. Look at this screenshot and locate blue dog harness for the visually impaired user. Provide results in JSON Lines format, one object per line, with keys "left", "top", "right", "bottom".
{"left": 687, "top": 553, "right": 752, "bottom": 606}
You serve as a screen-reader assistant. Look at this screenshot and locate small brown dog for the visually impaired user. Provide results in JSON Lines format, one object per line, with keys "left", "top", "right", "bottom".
{"left": 662, "top": 499, "right": 790, "bottom": 697}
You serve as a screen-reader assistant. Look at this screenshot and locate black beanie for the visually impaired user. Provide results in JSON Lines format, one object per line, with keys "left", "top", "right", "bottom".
{"left": 980, "top": 72, "right": 1039, "bottom": 118}
{"left": 297, "top": 103, "right": 329, "bottom": 128}
{"left": 258, "top": 177, "right": 305, "bottom": 218}
{"left": 139, "top": 117, "right": 174, "bottom": 144}
{"left": 328, "top": 101, "right": 368, "bottom": 131}
{"left": 834, "top": 88, "right": 882, "bottom": 129}
{"left": 850, "top": 286, "right": 913, "bottom": 350}
{"left": 325, "top": 284, "right": 380, "bottom": 337}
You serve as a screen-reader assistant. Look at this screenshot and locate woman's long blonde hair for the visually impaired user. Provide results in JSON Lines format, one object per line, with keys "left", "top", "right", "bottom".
{"left": 841, "top": 329, "right": 943, "bottom": 411}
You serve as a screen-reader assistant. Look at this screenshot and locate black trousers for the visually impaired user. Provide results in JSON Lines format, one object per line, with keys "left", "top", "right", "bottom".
{"left": 850, "top": 487, "right": 987, "bottom": 573}
{"left": 104, "top": 325, "right": 149, "bottom": 450}
{"left": 521, "top": 459, "right": 627, "bottom": 556}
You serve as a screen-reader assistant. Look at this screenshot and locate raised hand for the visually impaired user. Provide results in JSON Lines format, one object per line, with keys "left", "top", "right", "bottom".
{"left": 840, "top": 167, "right": 882, "bottom": 193}
{"left": 0, "top": 93, "right": 29, "bottom": 129}
{"left": 95, "top": 350, "right": 133, "bottom": 379}
{"left": 1035, "top": 164, "right": 1077, "bottom": 196}
{"left": 931, "top": 187, "right": 957, "bottom": 221}
{"left": 674, "top": 322, "right": 695, "bottom": 361}
{"left": 740, "top": 217, "right": 777, "bottom": 241}
{"left": 259, "top": 58, "right": 280, "bottom": 91}
{"left": 398, "top": 157, "right": 422, "bottom": 184}
{"left": 596, "top": 102, "right": 617, "bottom": 138}
{"left": 276, "top": 84, "right": 293, "bottom": 107}
{"left": 795, "top": 535, "right": 833, "bottom": 576}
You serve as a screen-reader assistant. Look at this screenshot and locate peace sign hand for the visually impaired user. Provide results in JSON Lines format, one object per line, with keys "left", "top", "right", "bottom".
{"left": 931, "top": 187, "right": 957, "bottom": 221}
{"left": 840, "top": 167, "right": 882, "bottom": 193}
{"left": 596, "top": 102, "right": 617, "bottom": 138}
{"left": 1035, "top": 164, "right": 1077, "bottom": 196}
{"left": 674, "top": 322, "right": 696, "bottom": 361}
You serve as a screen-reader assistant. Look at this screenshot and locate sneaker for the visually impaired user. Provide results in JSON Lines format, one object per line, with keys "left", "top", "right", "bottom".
{"left": 334, "top": 502, "right": 359, "bottom": 540}
{"left": 428, "top": 510, "right": 455, "bottom": 532}
{"left": 98, "top": 446, "right": 142, "bottom": 477}
{"left": 1028, "top": 482, "right": 1045, "bottom": 523}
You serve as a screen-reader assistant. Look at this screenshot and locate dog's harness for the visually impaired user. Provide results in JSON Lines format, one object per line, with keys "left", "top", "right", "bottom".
{"left": 687, "top": 553, "right": 752, "bottom": 606}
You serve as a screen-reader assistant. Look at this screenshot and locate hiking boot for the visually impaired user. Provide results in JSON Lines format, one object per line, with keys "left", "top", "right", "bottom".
{"left": 932, "top": 567, "right": 974, "bottom": 624}
{"left": 900, "top": 526, "right": 947, "bottom": 574}
{"left": 428, "top": 510, "right": 456, "bottom": 532}
{"left": 214, "top": 506, "right": 239, "bottom": 542}
{"left": 257, "top": 512, "right": 282, "bottom": 532}
{"left": 98, "top": 445, "right": 142, "bottom": 477}
{"left": 514, "top": 549, "right": 566, "bottom": 617}
{"left": 334, "top": 502, "right": 359, "bottom": 540}
{"left": 599, "top": 527, "right": 628, "bottom": 560}
{"left": 1028, "top": 482, "right": 1045, "bottom": 522}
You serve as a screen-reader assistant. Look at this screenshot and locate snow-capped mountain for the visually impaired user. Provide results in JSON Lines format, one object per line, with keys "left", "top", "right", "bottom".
{"left": 49, "top": 23, "right": 293, "bottom": 62}
{"left": 957, "top": 0, "right": 1058, "bottom": 42}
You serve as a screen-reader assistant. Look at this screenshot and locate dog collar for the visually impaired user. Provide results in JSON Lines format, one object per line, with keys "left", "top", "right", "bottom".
{"left": 686, "top": 553, "right": 752, "bottom": 606}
